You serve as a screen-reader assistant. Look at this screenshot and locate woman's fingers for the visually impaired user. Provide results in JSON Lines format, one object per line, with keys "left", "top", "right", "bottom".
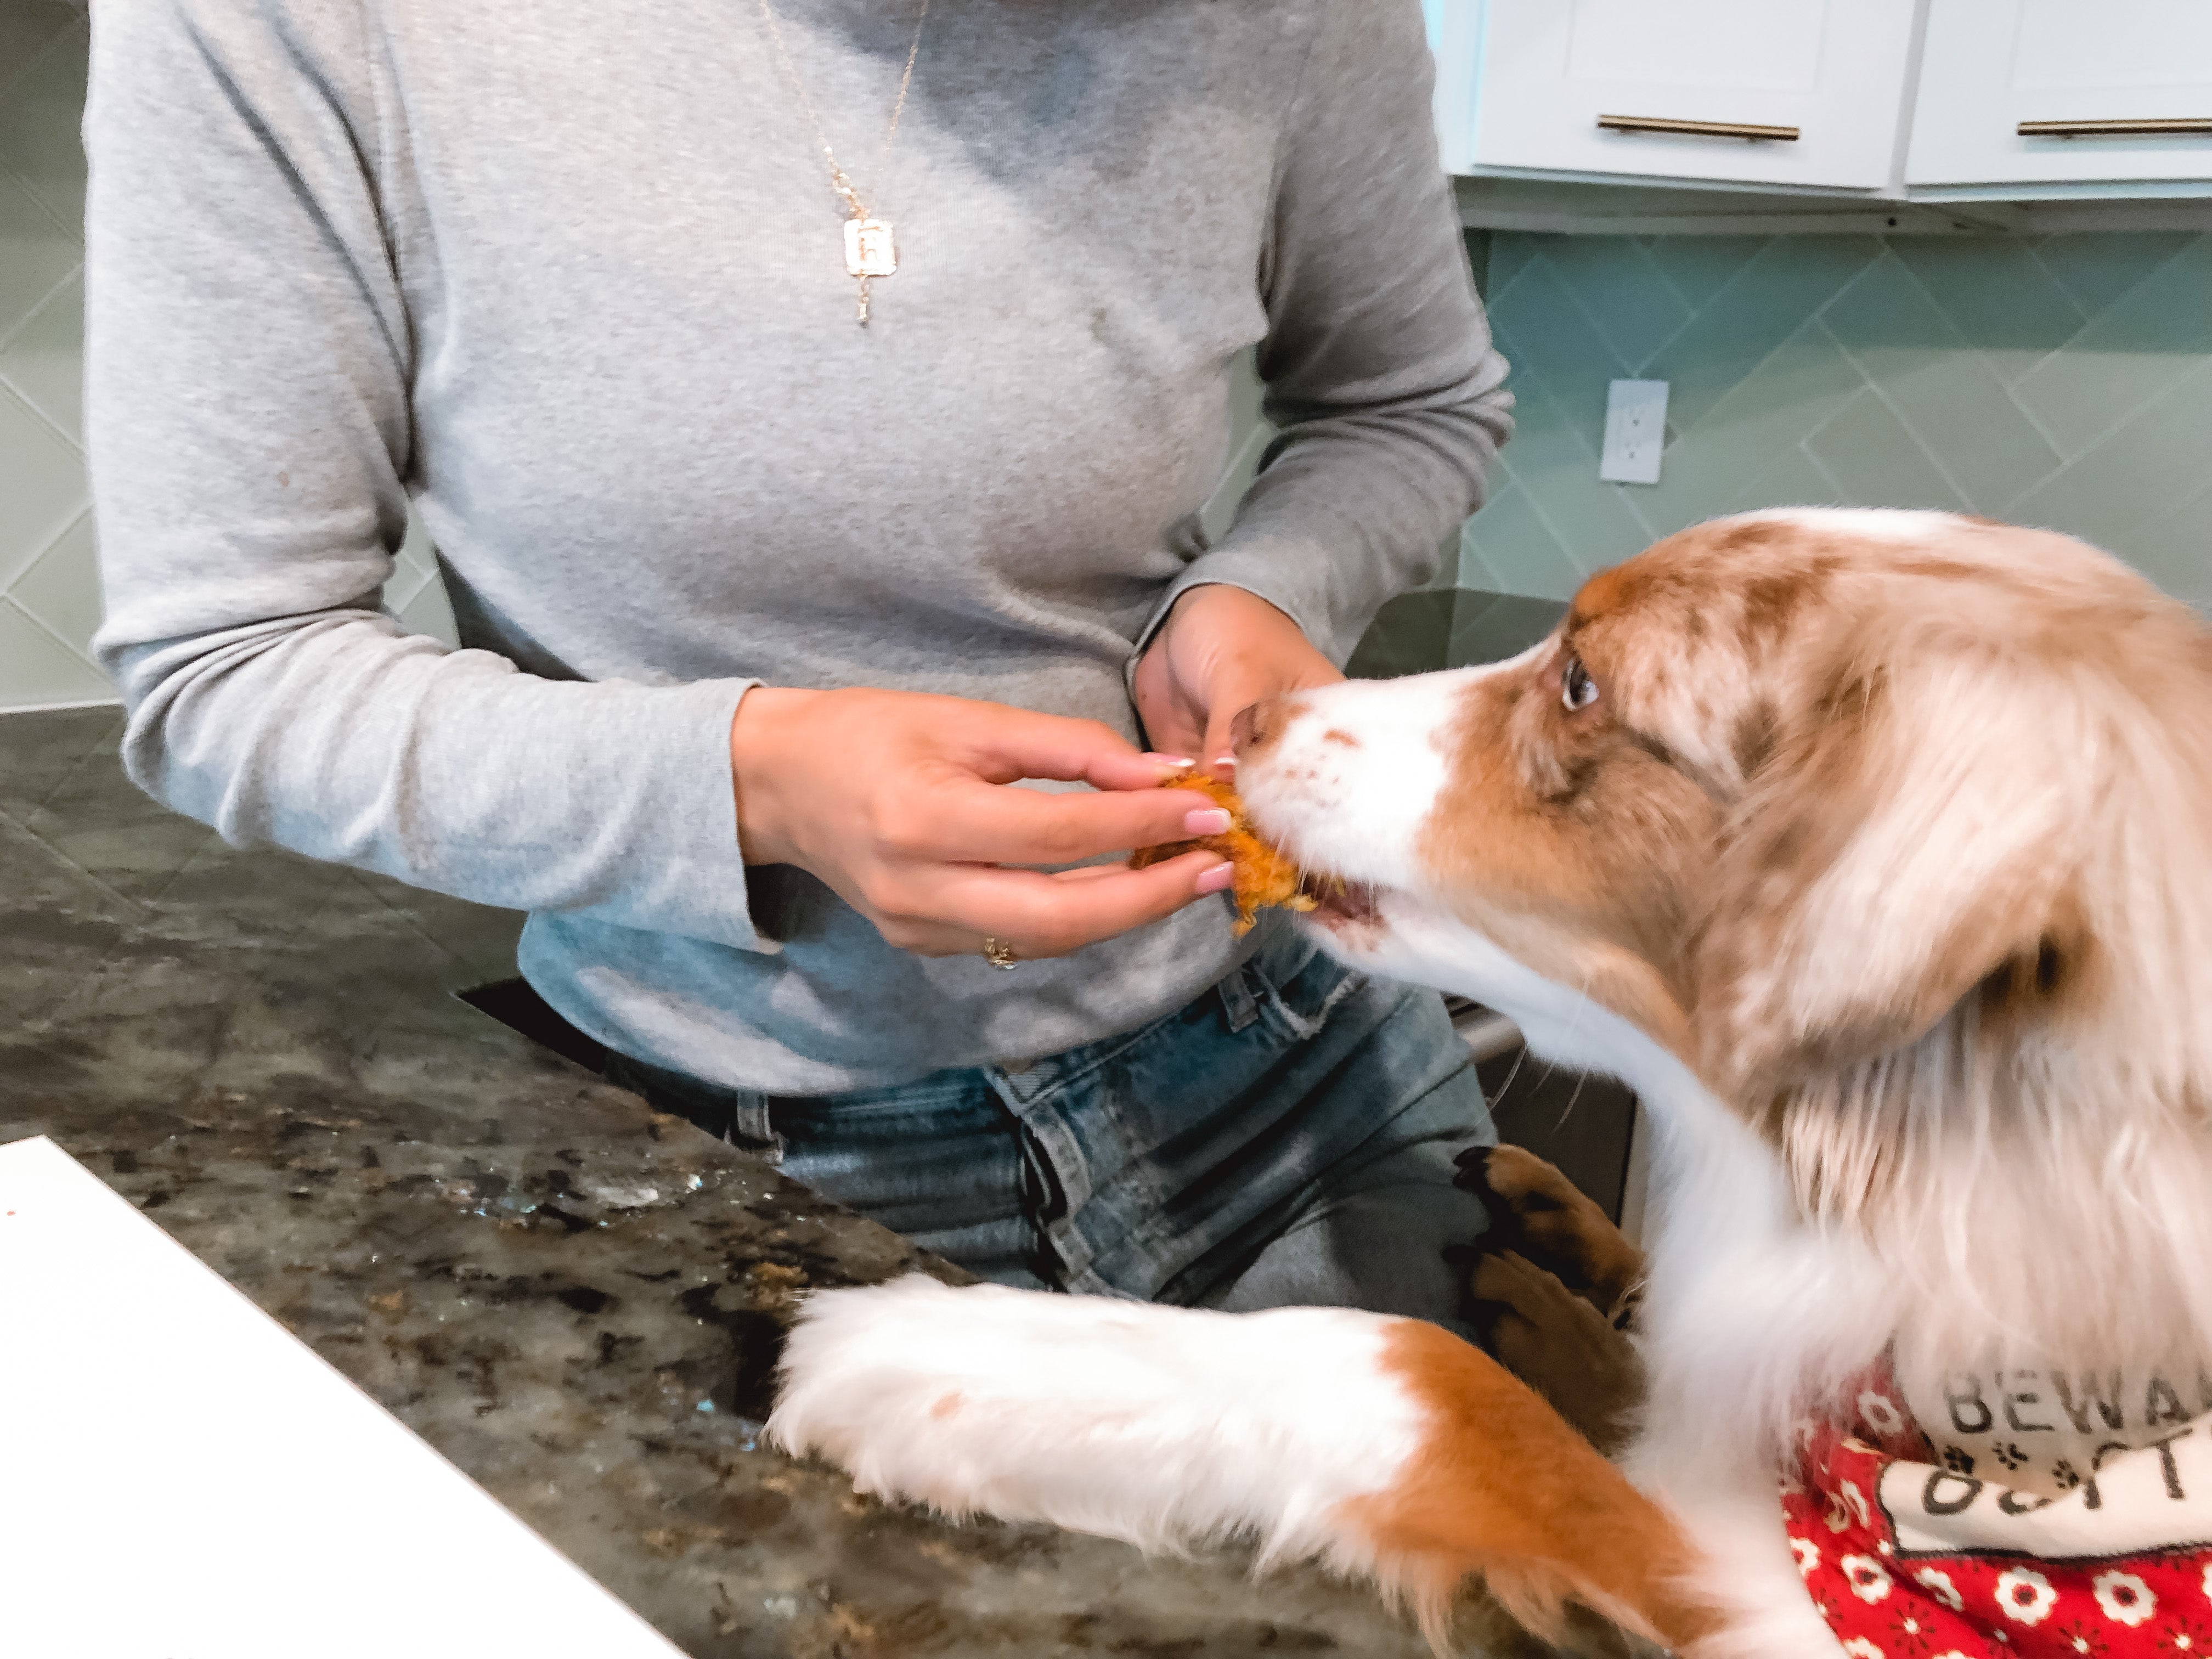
{"left": 872, "top": 849, "right": 1232, "bottom": 959}
{"left": 917, "top": 774, "right": 1224, "bottom": 869}
{"left": 1130, "top": 678, "right": 1207, "bottom": 778}
{"left": 1200, "top": 697, "right": 1254, "bottom": 780}
{"left": 1045, "top": 861, "right": 1141, "bottom": 884}
{"left": 1197, "top": 657, "right": 1341, "bottom": 779}
{"left": 729, "top": 686, "right": 1255, "bottom": 959}
{"left": 950, "top": 850, "right": 1233, "bottom": 957}
{"left": 949, "top": 704, "right": 1195, "bottom": 793}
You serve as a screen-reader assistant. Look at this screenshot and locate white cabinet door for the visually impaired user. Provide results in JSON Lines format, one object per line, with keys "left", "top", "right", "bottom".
{"left": 1908, "top": 0, "right": 2212, "bottom": 189}
{"left": 1457, "top": 0, "right": 1923, "bottom": 191}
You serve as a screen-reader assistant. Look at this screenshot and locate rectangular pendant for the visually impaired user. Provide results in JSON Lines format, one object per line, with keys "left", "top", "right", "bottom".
{"left": 844, "top": 218, "right": 897, "bottom": 279}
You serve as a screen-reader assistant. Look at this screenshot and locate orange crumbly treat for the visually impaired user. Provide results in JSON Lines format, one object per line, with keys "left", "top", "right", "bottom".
{"left": 1130, "top": 771, "right": 1316, "bottom": 936}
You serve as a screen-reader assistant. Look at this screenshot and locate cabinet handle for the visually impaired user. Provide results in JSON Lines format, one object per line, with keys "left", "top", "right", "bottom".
{"left": 2018, "top": 118, "right": 2212, "bottom": 138}
{"left": 1597, "top": 114, "right": 1799, "bottom": 142}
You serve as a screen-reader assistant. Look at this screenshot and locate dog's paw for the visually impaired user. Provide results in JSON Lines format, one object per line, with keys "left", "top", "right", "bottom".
{"left": 1454, "top": 1144, "right": 1644, "bottom": 1310}
{"left": 1458, "top": 1143, "right": 1582, "bottom": 1206}
{"left": 767, "top": 1273, "right": 1438, "bottom": 1567}
{"left": 1465, "top": 1250, "right": 1644, "bottom": 1457}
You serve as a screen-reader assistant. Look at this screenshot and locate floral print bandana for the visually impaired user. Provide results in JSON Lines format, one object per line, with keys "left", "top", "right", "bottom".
{"left": 1785, "top": 1371, "right": 2212, "bottom": 1659}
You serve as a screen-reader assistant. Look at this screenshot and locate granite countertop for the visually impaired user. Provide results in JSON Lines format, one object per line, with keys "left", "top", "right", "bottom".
{"left": 0, "top": 707, "right": 1463, "bottom": 1658}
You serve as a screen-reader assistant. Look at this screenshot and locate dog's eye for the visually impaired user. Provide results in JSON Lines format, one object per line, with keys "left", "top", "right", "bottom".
{"left": 1561, "top": 656, "right": 1599, "bottom": 712}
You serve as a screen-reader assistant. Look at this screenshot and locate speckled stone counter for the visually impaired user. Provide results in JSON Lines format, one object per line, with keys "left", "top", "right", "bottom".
{"left": 0, "top": 706, "right": 1463, "bottom": 1658}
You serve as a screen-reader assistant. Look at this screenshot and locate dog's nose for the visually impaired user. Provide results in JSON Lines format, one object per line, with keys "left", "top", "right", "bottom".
{"left": 1231, "top": 697, "right": 1290, "bottom": 759}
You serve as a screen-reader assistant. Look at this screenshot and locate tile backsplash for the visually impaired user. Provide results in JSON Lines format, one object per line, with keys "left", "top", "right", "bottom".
{"left": 0, "top": 0, "right": 101, "bottom": 711}
{"left": 1468, "top": 231, "right": 2212, "bottom": 610}
{"left": 0, "top": 4, "right": 450, "bottom": 715}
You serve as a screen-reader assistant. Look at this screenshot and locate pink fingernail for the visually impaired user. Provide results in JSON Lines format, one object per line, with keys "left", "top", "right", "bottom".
{"left": 1210, "top": 755, "right": 1237, "bottom": 772}
{"left": 1144, "top": 753, "right": 1196, "bottom": 768}
{"left": 1195, "top": 861, "right": 1235, "bottom": 895}
{"left": 1183, "top": 808, "right": 1232, "bottom": 836}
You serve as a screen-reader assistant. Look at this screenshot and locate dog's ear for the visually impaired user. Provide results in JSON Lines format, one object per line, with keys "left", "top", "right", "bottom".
{"left": 1692, "top": 636, "right": 2086, "bottom": 1099}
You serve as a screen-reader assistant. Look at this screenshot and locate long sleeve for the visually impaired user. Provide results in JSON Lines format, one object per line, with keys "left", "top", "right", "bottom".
{"left": 84, "top": 0, "right": 766, "bottom": 951}
{"left": 1149, "top": 0, "right": 1513, "bottom": 665}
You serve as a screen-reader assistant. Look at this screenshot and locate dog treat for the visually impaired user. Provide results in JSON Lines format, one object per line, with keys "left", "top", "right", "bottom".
{"left": 1131, "top": 772, "right": 1316, "bottom": 936}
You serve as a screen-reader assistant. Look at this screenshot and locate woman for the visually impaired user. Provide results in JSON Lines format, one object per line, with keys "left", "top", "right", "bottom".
{"left": 86, "top": 0, "right": 1513, "bottom": 1325}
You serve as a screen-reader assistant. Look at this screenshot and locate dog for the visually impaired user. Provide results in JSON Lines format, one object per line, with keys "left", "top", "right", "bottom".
{"left": 768, "top": 510, "right": 2212, "bottom": 1658}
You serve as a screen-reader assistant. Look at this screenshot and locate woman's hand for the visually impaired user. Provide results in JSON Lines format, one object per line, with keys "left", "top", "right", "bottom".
{"left": 729, "top": 687, "right": 1236, "bottom": 960}
{"left": 1132, "top": 584, "right": 1345, "bottom": 779}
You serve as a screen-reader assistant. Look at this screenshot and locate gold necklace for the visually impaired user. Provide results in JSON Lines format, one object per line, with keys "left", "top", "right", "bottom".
{"left": 755, "top": 0, "right": 932, "bottom": 327}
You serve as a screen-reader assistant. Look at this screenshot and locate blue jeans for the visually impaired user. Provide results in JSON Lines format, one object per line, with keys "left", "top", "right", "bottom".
{"left": 604, "top": 923, "right": 1495, "bottom": 1334}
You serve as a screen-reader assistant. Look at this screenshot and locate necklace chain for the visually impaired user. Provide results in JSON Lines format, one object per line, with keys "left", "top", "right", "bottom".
{"left": 755, "top": 0, "right": 931, "bottom": 324}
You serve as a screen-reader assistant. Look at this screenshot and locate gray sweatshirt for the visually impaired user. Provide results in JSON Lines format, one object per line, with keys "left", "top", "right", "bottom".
{"left": 86, "top": 0, "right": 1511, "bottom": 1094}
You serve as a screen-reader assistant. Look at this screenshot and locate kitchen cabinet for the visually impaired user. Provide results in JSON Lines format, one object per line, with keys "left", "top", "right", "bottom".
{"left": 1426, "top": 0, "right": 2212, "bottom": 222}
{"left": 1906, "top": 0, "right": 2212, "bottom": 192}
{"left": 1438, "top": 0, "right": 1925, "bottom": 192}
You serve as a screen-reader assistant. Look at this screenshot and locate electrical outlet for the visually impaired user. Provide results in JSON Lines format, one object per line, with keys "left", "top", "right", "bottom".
{"left": 1600, "top": 379, "right": 1668, "bottom": 486}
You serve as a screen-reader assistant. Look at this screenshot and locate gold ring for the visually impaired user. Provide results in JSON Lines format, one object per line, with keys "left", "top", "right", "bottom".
{"left": 983, "top": 936, "right": 1020, "bottom": 970}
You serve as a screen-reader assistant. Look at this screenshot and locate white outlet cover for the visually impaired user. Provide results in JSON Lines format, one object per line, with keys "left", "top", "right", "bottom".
{"left": 1600, "top": 379, "right": 1669, "bottom": 486}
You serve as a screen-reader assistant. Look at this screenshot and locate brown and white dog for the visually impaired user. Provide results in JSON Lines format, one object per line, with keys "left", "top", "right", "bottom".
{"left": 768, "top": 510, "right": 2212, "bottom": 1657}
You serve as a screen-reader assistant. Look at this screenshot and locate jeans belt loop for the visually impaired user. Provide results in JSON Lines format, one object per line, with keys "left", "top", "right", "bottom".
{"left": 1218, "top": 961, "right": 1261, "bottom": 1034}
{"left": 731, "top": 1088, "right": 785, "bottom": 1163}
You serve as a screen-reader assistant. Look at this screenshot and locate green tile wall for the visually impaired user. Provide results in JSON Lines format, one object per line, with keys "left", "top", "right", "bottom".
{"left": 0, "top": 2, "right": 101, "bottom": 712}
{"left": 1468, "top": 232, "right": 2212, "bottom": 610}
{"left": 0, "top": 2, "right": 452, "bottom": 715}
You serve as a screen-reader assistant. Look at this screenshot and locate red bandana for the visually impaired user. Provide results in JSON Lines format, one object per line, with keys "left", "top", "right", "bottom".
{"left": 1784, "top": 1372, "right": 2212, "bottom": 1659}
